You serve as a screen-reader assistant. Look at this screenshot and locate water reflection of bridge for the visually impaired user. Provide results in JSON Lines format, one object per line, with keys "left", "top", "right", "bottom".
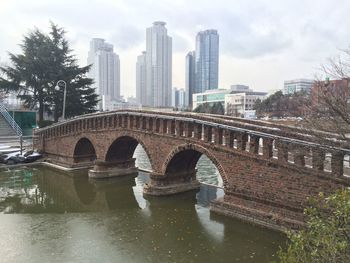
{"left": 0, "top": 166, "right": 285, "bottom": 262}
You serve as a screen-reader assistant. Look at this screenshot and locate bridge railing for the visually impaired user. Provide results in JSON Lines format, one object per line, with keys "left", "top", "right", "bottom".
{"left": 0, "top": 103, "right": 23, "bottom": 136}
{"left": 34, "top": 110, "right": 350, "bottom": 179}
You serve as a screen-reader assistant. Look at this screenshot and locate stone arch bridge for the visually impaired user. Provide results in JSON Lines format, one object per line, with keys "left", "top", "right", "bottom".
{"left": 34, "top": 110, "right": 350, "bottom": 230}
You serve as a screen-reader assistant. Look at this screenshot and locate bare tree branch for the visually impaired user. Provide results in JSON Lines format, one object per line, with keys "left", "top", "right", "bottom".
{"left": 303, "top": 47, "right": 350, "bottom": 145}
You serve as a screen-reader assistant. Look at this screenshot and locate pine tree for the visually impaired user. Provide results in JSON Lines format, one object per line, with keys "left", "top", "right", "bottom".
{"left": 0, "top": 22, "right": 99, "bottom": 122}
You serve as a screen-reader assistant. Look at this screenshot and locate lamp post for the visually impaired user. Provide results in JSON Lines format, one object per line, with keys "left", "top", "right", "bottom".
{"left": 55, "top": 80, "right": 67, "bottom": 120}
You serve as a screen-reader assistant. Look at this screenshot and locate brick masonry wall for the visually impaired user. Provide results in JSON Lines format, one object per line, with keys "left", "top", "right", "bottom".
{"left": 34, "top": 110, "right": 350, "bottom": 230}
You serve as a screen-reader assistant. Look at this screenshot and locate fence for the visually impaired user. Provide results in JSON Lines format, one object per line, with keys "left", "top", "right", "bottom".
{"left": 0, "top": 103, "right": 23, "bottom": 136}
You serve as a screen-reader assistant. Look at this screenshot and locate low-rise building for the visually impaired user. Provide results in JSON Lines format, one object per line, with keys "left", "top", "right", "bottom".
{"left": 283, "top": 79, "right": 314, "bottom": 95}
{"left": 192, "top": 86, "right": 267, "bottom": 118}
{"left": 2, "top": 92, "right": 22, "bottom": 110}
{"left": 225, "top": 91, "right": 267, "bottom": 117}
{"left": 192, "top": 89, "right": 231, "bottom": 109}
{"left": 311, "top": 78, "right": 350, "bottom": 106}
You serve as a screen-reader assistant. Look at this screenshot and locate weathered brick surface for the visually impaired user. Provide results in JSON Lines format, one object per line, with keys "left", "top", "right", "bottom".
{"left": 34, "top": 110, "right": 350, "bottom": 230}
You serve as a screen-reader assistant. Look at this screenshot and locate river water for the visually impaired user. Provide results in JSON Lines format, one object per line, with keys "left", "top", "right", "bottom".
{"left": 0, "top": 145, "right": 285, "bottom": 263}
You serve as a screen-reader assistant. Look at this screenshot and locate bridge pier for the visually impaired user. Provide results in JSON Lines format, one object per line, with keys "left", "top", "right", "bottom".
{"left": 143, "top": 170, "right": 200, "bottom": 196}
{"left": 88, "top": 158, "right": 138, "bottom": 179}
{"left": 210, "top": 193, "right": 305, "bottom": 231}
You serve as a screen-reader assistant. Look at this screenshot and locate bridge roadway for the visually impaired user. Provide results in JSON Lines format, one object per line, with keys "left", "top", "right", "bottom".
{"left": 34, "top": 110, "right": 350, "bottom": 231}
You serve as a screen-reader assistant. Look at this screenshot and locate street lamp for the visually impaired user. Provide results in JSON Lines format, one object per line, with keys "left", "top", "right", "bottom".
{"left": 55, "top": 80, "right": 67, "bottom": 120}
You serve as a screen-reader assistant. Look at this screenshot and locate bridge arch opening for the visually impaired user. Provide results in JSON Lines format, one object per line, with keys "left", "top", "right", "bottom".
{"left": 133, "top": 145, "right": 152, "bottom": 171}
{"left": 105, "top": 136, "right": 152, "bottom": 171}
{"left": 164, "top": 145, "right": 226, "bottom": 187}
{"left": 196, "top": 155, "right": 223, "bottom": 187}
{"left": 324, "top": 152, "right": 332, "bottom": 172}
{"left": 73, "top": 138, "right": 97, "bottom": 163}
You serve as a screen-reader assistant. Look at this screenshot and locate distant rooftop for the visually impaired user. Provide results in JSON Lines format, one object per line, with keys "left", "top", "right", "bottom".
{"left": 229, "top": 91, "right": 268, "bottom": 96}
{"left": 197, "top": 29, "right": 218, "bottom": 35}
{"left": 198, "top": 89, "right": 228, "bottom": 93}
{"left": 284, "top": 79, "right": 314, "bottom": 84}
{"left": 153, "top": 21, "right": 166, "bottom": 26}
{"left": 230, "top": 84, "right": 251, "bottom": 92}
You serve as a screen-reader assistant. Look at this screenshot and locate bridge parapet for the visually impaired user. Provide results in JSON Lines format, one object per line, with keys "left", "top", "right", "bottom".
{"left": 34, "top": 110, "right": 350, "bottom": 179}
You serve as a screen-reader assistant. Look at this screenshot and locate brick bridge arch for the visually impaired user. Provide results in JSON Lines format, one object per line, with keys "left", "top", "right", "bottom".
{"left": 34, "top": 110, "right": 350, "bottom": 231}
{"left": 67, "top": 133, "right": 154, "bottom": 172}
{"left": 162, "top": 143, "right": 228, "bottom": 187}
{"left": 104, "top": 135, "right": 154, "bottom": 170}
{"left": 73, "top": 137, "right": 97, "bottom": 164}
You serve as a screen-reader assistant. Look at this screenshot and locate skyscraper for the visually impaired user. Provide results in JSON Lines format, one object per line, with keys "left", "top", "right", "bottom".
{"left": 171, "top": 87, "right": 186, "bottom": 109}
{"left": 136, "top": 51, "right": 147, "bottom": 105}
{"left": 87, "top": 38, "right": 120, "bottom": 110}
{"left": 195, "top": 30, "right": 219, "bottom": 93}
{"left": 145, "top": 21, "right": 172, "bottom": 107}
{"left": 185, "top": 51, "right": 195, "bottom": 107}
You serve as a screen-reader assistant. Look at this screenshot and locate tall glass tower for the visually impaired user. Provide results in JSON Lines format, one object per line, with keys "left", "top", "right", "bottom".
{"left": 185, "top": 51, "right": 196, "bottom": 107}
{"left": 145, "top": 21, "right": 172, "bottom": 107}
{"left": 195, "top": 30, "right": 219, "bottom": 93}
{"left": 87, "top": 38, "right": 120, "bottom": 111}
{"left": 136, "top": 51, "right": 147, "bottom": 105}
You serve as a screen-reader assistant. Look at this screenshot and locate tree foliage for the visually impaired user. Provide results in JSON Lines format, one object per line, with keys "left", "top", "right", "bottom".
{"left": 254, "top": 91, "right": 309, "bottom": 117}
{"left": 193, "top": 102, "right": 224, "bottom": 115}
{"left": 0, "top": 22, "right": 99, "bottom": 122}
{"left": 277, "top": 188, "right": 350, "bottom": 263}
{"left": 0, "top": 62, "right": 7, "bottom": 101}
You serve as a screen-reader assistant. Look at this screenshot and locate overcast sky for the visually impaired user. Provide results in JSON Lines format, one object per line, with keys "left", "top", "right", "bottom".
{"left": 1, "top": 0, "right": 349, "bottom": 98}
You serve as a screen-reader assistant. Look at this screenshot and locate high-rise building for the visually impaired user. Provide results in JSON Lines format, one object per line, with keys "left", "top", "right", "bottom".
{"left": 195, "top": 29, "right": 219, "bottom": 93}
{"left": 171, "top": 87, "right": 179, "bottom": 108}
{"left": 172, "top": 87, "right": 186, "bottom": 109}
{"left": 87, "top": 38, "right": 120, "bottom": 111}
{"left": 145, "top": 21, "right": 172, "bottom": 107}
{"left": 178, "top": 89, "right": 186, "bottom": 108}
{"left": 136, "top": 51, "right": 147, "bottom": 105}
{"left": 185, "top": 51, "right": 195, "bottom": 107}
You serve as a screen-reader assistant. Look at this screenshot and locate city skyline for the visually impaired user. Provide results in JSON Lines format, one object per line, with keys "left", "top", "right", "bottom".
{"left": 1, "top": 0, "right": 350, "bottom": 99}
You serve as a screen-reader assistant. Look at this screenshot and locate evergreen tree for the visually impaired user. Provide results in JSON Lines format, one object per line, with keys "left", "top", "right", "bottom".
{"left": 193, "top": 102, "right": 224, "bottom": 115}
{"left": 0, "top": 22, "right": 98, "bottom": 122}
{"left": 254, "top": 91, "right": 308, "bottom": 117}
{"left": 211, "top": 102, "right": 225, "bottom": 115}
